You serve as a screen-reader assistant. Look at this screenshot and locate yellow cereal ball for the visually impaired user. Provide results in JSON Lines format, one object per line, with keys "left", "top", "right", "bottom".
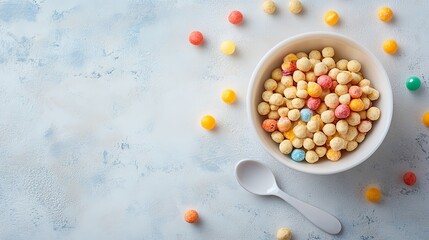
{"left": 276, "top": 227, "right": 292, "bottom": 240}
{"left": 284, "top": 129, "right": 296, "bottom": 141}
{"left": 288, "top": 0, "right": 302, "bottom": 14}
{"left": 326, "top": 148, "right": 341, "bottom": 161}
{"left": 221, "top": 89, "right": 236, "bottom": 104}
{"left": 378, "top": 7, "right": 393, "bottom": 22}
{"left": 284, "top": 53, "right": 298, "bottom": 62}
{"left": 365, "top": 187, "right": 382, "bottom": 203}
{"left": 383, "top": 39, "right": 398, "bottom": 54}
{"left": 220, "top": 40, "right": 236, "bottom": 55}
{"left": 201, "top": 115, "right": 216, "bottom": 130}
{"left": 349, "top": 99, "right": 365, "bottom": 112}
{"left": 262, "top": 0, "right": 276, "bottom": 14}
{"left": 422, "top": 112, "right": 429, "bottom": 127}
{"left": 307, "top": 82, "right": 323, "bottom": 97}
{"left": 324, "top": 10, "right": 339, "bottom": 26}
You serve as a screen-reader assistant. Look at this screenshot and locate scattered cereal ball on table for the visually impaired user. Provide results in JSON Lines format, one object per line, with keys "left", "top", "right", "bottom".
{"left": 189, "top": 31, "right": 204, "bottom": 45}
{"left": 288, "top": 0, "right": 302, "bottom": 14}
{"left": 228, "top": 10, "right": 243, "bottom": 25}
{"left": 272, "top": 131, "right": 285, "bottom": 143}
{"left": 365, "top": 187, "right": 382, "bottom": 203}
{"left": 276, "top": 227, "right": 292, "bottom": 240}
{"left": 349, "top": 99, "right": 365, "bottom": 112}
{"left": 262, "top": 0, "right": 276, "bottom": 14}
{"left": 358, "top": 120, "right": 372, "bottom": 133}
{"left": 221, "top": 89, "right": 236, "bottom": 104}
{"left": 201, "top": 115, "right": 216, "bottom": 130}
{"left": 383, "top": 39, "right": 398, "bottom": 54}
{"left": 324, "top": 10, "right": 339, "bottom": 26}
{"left": 378, "top": 7, "right": 393, "bottom": 22}
{"left": 307, "top": 97, "right": 321, "bottom": 110}
{"left": 220, "top": 40, "right": 236, "bottom": 55}
{"left": 184, "top": 209, "right": 199, "bottom": 223}
{"left": 326, "top": 149, "right": 341, "bottom": 161}
{"left": 406, "top": 76, "right": 421, "bottom": 91}
{"left": 422, "top": 112, "right": 429, "bottom": 127}
{"left": 403, "top": 172, "right": 417, "bottom": 186}
{"left": 262, "top": 119, "right": 278, "bottom": 132}
{"left": 305, "top": 150, "right": 319, "bottom": 163}
{"left": 300, "top": 108, "right": 313, "bottom": 122}
{"left": 367, "top": 107, "right": 381, "bottom": 121}
{"left": 291, "top": 149, "right": 305, "bottom": 162}
{"left": 349, "top": 86, "right": 363, "bottom": 98}
{"left": 278, "top": 117, "right": 292, "bottom": 132}
{"left": 335, "top": 104, "right": 351, "bottom": 119}
{"left": 258, "top": 102, "right": 270, "bottom": 115}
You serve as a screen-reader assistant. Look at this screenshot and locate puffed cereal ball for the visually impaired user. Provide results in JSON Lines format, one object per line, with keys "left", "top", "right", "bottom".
{"left": 378, "top": 7, "right": 393, "bottom": 22}
{"left": 306, "top": 117, "right": 319, "bottom": 133}
{"left": 315, "top": 147, "right": 327, "bottom": 157}
{"left": 262, "top": 90, "right": 273, "bottom": 102}
{"left": 307, "top": 97, "right": 321, "bottom": 110}
{"left": 293, "top": 70, "right": 306, "bottom": 82}
{"left": 313, "top": 131, "right": 327, "bottom": 146}
{"left": 355, "top": 133, "right": 366, "bottom": 143}
{"left": 383, "top": 39, "right": 398, "bottom": 54}
{"left": 345, "top": 126, "right": 358, "bottom": 141}
{"left": 358, "top": 120, "right": 372, "bottom": 133}
{"left": 258, "top": 102, "right": 270, "bottom": 115}
{"left": 324, "top": 93, "right": 339, "bottom": 108}
{"left": 346, "top": 112, "right": 361, "bottom": 126}
{"left": 307, "top": 82, "right": 323, "bottom": 98}
{"left": 268, "top": 110, "right": 280, "bottom": 120}
{"left": 322, "top": 57, "right": 336, "bottom": 69}
{"left": 321, "top": 110, "right": 335, "bottom": 123}
{"left": 350, "top": 72, "right": 363, "bottom": 85}
{"left": 362, "top": 97, "right": 372, "bottom": 110}
{"left": 337, "top": 72, "right": 352, "bottom": 85}
{"left": 326, "top": 149, "right": 341, "bottom": 161}
{"left": 339, "top": 93, "right": 351, "bottom": 105}
{"left": 328, "top": 68, "right": 341, "bottom": 80}
{"left": 293, "top": 123, "right": 308, "bottom": 139}
{"left": 336, "top": 120, "right": 349, "bottom": 135}
{"left": 367, "top": 107, "right": 381, "bottom": 121}
{"left": 277, "top": 117, "right": 292, "bottom": 132}
{"left": 347, "top": 60, "right": 361, "bottom": 73}
{"left": 279, "top": 140, "right": 293, "bottom": 154}
{"left": 285, "top": 99, "right": 293, "bottom": 109}
{"left": 288, "top": 0, "right": 303, "bottom": 14}
{"left": 349, "top": 86, "right": 363, "bottom": 99}
{"left": 358, "top": 111, "right": 367, "bottom": 120}
{"left": 228, "top": 10, "right": 243, "bottom": 25}
{"left": 189, "top": 31, "right": 204, "bottom": 46}
{"left": 282, "top": 61, "right": 296, "bottom": 74}
{"left": 222, "top": 89, "right": 236, "bottom": 104}
{"left": 330, "top": 137, "right": 346, "bottom": 151}
{"left": 275, "top": 82, "right": 287, "bottom": 94}
{"left": 349, "top": 99, "right": 365, "bottom": 112}
{"left": 262, "top": 0, "right": 277, "bottom": 14}
{"left": 278, "top": 107, "right": 289, "bottom": 117}
{"left": 296, "top": 81, "right": 308, "bottom": 90}
{"left": 321, "top": 47, "right": 334, "bottom": 58}
{"left": 292, "top": 138, "right": 303, "bottom": 148}
{"left": 296, "top": 57, "right": 312, "bottom": 72}
{"left": 316, "top": 102, "right": 328, "bottom": 115}
{"left": 309, "top": 50, "right": 322, "bottom": 60}
{"left": 305, "top": 150, "right": 319, "bottom": 163}
{"left": 309, "top": 59, "right": 320, "bottom": 70}
{"left": 365, "top": 187, "right": 382, "bottom": 203}
{"left": 272, "top": 68, "right": 283, "bottom": 81}
{"left": 284, "top": 86, "right": 297, "bottom": 99}
{"left": 292, "top": 98, "right": 305, "bottom": 109}
{"left": 281, "top": 76, "right": 294, "bottom": 88}
{"left": 284, "top": 53, "right": 298, "bottom": 62}
{"left": 314, "top": 62, "right": 328, "bottom": 76}
{"left": 368, "top": 89, "right": 380, "bottom": 101}
{"left": 271, "top": 105, "right": 279, "bottom": 111}
{"left": 317, "top": 75, "right": 332, "bottom": 89}
{"left": 269, "top": 93, "right": 285, "bottom": 106}
{"left": 262, "top": 119, "right": 277, "bottom": 132}
{"left": 220, "top": 40, "right": 236, "bottom": 55}
{"left": 335, "top": 104, "right": 351, "bottom": 119}
{"left": 303, "top": 138, "right": 315, "bottom": 150}
{"left": 324, "top": 10, "right": 339, "bottom": 26}
{"left": 288, "top": 109, "right": 300, "bottom": 121}
{"left": 296, "top": 52, "right": 307, "bottom": 58}
{"left": 184, "top": 209, "right": 199, "bottom": 223}
{"left": 346, "top": 141, "right": 358, "bottom": 151}
{"left": 358, "top": 79, "right": 371, "bottom": 87}
{"left": 264, "top": 79, "right": 277, "bottom": 91}
{"left": 271, "top": 131, "right": 285, "bottom": 143}
{"left": 322, "top": 123, "right": 336, "bottom": 136}
{"left": 296, "top": 89, "right": 308, "bottom": 99}
{"left": 305, "top": 71, "right": 316, "bottom": 82}
{"left": 201, "top": 115, "right": 216, "bottom": 130}
{"left": 335, "top": 84, "right": 349, "bottom": 96}
{"left": 336, "top": 59, "right": 348, "bottom": 70}
{"left": 276, "top": 227, "right": 292, "bottom": 240}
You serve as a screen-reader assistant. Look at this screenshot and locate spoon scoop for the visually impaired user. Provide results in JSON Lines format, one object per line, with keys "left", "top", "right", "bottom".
{"left": 235, "top": 159, "right": 342, "bottom": 235}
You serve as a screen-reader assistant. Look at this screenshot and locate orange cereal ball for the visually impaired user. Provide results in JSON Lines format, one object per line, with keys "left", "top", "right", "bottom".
{"left": 422, "top": 112, "right": 429, "bottom": 127}
{"left": 365, "top": 187, "right": 382, "bottom": 203}
{"left": 189, "top": 31, "right": 204, "bottom": 45}
{"left": 307, "top": 82, "right": 323, "bottom": 97}
{"left": 201, "top": 115, "right": 216, "bottom": 130}
{"left": 184, "top": 209, "right": 199, "bottom": 223}
{"left": 378, "top": 7, "right": 393, "bottom": 22}
{"left": 383, "top": 39, "right": 398, "bottom": 54}
{"left": 326, "top": 148, "right": 341, "bottom": 161}
{"left": 324, "top": 10, "right": 339, "bottom": 26}
{"left": 222, "top": 89, "right": 236, "bottom": 104}
{"left": 349, "top": 99, "right": 365, "bottom": 112}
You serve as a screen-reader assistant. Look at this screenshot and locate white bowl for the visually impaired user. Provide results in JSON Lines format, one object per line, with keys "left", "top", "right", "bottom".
{"left": 247, "top": 32, "right": 393, "bottom": 175}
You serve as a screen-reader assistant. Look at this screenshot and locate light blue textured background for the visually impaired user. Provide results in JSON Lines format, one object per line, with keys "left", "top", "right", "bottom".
{"left": 0, "top": 0, "right": 428, "bottom": 239}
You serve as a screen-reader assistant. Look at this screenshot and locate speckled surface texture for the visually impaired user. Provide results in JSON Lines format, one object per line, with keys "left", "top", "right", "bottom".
{"left": 0, "top": 0, "right": 428, "bottom": 239}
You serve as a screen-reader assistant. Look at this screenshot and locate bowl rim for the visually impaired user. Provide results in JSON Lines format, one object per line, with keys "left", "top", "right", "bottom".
{"left": 247, "top": 31, "right": 393, "bottom": 175}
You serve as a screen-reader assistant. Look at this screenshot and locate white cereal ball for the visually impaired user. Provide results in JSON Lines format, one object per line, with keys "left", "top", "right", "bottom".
{"left": 306, "top": 71, "right": 316, "bottom": 82}
{"left": 316, "top": 102, "right": 328, "bottom": 114}
{"left": 275, "top": 82, "right": 287, "bottom": 94}
{"left": 355, "top": 133, "right": 366, "bottom": 143}
{"left": 292, "top": 138, "right": 303, "bottom": 148}
{"left": 279, "top": 140, "right": 293, "bottom": 154}
{"left": 339, "top": 93, "right": 351, "bottom": 105}
{"left": 271, "top": 131, "right": 285, "bottom": 143}
{"left": 330, "top": 137, "right": 347, "bottom": 151}
{"left": 291, "top": 98, "right": 305, "bottom": 109}
{"left": 361, "top": 86, "right": 373, "bottom": 95}
{"left": 346, "top": 141, "right": 358, "bottom": 151}
{"left": 268, "top": 110, "right": 280, "bottom": 120}
{"left": 257, "top": 102, "right": 270, "bottom": 115}
{"left": 272, "top": 68, "right": 283, "bottom": 81}
{"left": 322, "top": 123, "right": 336, "bottom": 136}
{"left": 322, "top": 47, "right": 335, "bottom": 58}
{"left": 293, "top": 70, "right": 306, "bottom": 82}
{"left": 296, "top": 80, "right": 308, "bottom": 90}
{"left": 284, "top": 86, "right": 297, "bottom": 99}
{"left": 293, "top": 123, "right": 308, "bottom": 139}
{"left": 335, "top": 84, "right": 349, "bottom": 96}
{"left": 336, "top": 120, "right": 349, "bottom": 135}
{"left": 358, "top": 111, "right": 367, "bottom": 120}
{"left": 264, "top": 78, "right": 278, "bottom": 91}
{"left": 367, "top": 107, "right": 381, "bottom": 121}
{"left": 321, "top": 110, "right": 335, "bottom": 123}
{"left": 314, "top": 62, "right": 329, "bottom": 76}
{"left": 271, "top": 105, "right": 279, "bottom": 111}
{"left": 322, "top": 57, "right": 336, "bottom": 69}
{"left": 262, "top": 0, "right": 277, "bottom": 14}
{"left": 288, "top": 0, "right": 303, "bottom": 14}
{"left": 296, "top": 89, "right": 308, "bottom": 99}
{"left": 278, "top": 107, "right": 289, "bottom": 117}
{"left": 276, "top": 227, "right": 292, "bottom": 240}
{"left": 350, "top": 72, "right": 363, "bottom": 84}
{"left": 368, "top": 89, "right": 380, "bottom": 101}
{"left": 358, "top": 120, "right": 372, "bottom": 133}
{"left": 320, "top": 89, "right": 330, "bottom": 100}
{"left": 336, "top": 59, "right": 349, "bottom": 70}
{"left": 307, "top": 118, "right": 319, "bottom": 132}
{"left": 303, "top": 138, "right": 315, "bottom": 150}
{"left": 345, "top": 126, "right": 358, "bottom": 141}
{"left": 313, "top": 131, "right": 327, "bottom": 146}
{"left": 281, "top": 75, "right": 294, "bottom": 87}
{"left": 296, "top": 52, "right": 307, "bottom": 58}
{"left": 336, "top": 72, "right": 352, "bottom": 85}
{"left": 288, "top": 109, "right": 300, "bottom": 121}
{"left": 296, "top": 57, "right": 312, "bottom": 72}
{"left": 359, "top": 79, "right": 371, "bottom": 87}
{"left": 347, "top": 60, "right": 361, "bottom": 72}
{"left": 346, "top": 112, "right": 361, "bottom": 126}
{"left": 309, "top": 50, "right": 322, "bottom": 60}
{"left": 328, "top": 68, "right": 341, "bottom": 80}
{"left": 362, "top": 97, "right": 371, "bottom": 110}
{"left": 315, "top": 146, "right": 327, "bottom": 157}
{"left": 305, "top": 150, "right": 319, "bottom": 163}
{"left": 269, "top": 93, "right": 285, "bottom": 106}
{"left": 285, "top": 99, "right": 294, "bottom": 109}
{"left": 262, "top": 90, "right": 273, "bottom": 102}
{"left": 324, "top": 93, "right": 340, "bottom": 108}
{"left": 309, "top": 59, "right": 321, "bottom": 70}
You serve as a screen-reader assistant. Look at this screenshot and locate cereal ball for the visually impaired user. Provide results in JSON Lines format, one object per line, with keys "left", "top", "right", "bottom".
{"left": 262, "top": 0, "right": 276, "bottom": 14}
{"left": 283, "top": 54, "right": 298, "bottom": 63}
{"left": 284, "top": 129, "right": 296, "bottom": 140}
{"left": 322, "top": 123, "right": 336, "bottom": 136}
{"left": 303, "top": 138, "right": 315, "bottom": 150}
{"left": 335, "top": 85, "right": 349, "bottom": 97}
{"left": 293, "top": 123, "right": 308, "bottom": 139}
{"left": 271, "top": 105, "right": 279, "bottom": 111}
{"left": 184, "top": 209, "right": 199, "bottom": 223}
{"left": 189, "top": 31, "right": 204, "bottom": 45}
{"left": 296, "top": 57, "right": 312, "bottom": 72}
{"left": 220, "top": 40, "right": 236, "bottom": 55}
{"left": 313, "top": 131, "right": 327, "bottom": 146}
{"left": 324, "top": 93, "right": 340, "bottom": 108}
{"left": 296, "top": 89, "right": 308, "bottom": 99}
{"left": 275, "top": 83, "right": 286, "bottom": 94}
{"left": 262, "top": 90, "right": 273, "bottom": 102}
{"left": 269, "top": 93, "right": 285, "bottom": 106}
{"left": 336, "top": 59, "right": 348, "bottom": 70}
{"left": 368, "top": 89, "right": 380, "bottom": 101}
{"left": 305, "top": 150, "right": 319, "bottom": 163}
{"left": 346, "top": 141, "right": 358, "bottom": 151}
{"left": 321, "top": 110, "right": 335, "bottom": 123}
{"left": 271, "top": 131, "right": 285, "bottom": 143}
{"left": 309, "top": 59, "right": 321, "bottom": 70}
{"left": 281, "top": 62, "right": 296, "bottom": 75}
{"left": 278, "top": 107, "right": 289, "bottom": 117}
{"left": 288, "top": 109, "right": 300, "bottom": 121}
{"left": 355, "top": 133, "right": 366, "bottom": 143}
{"left": 362, "top": 97, "right": 372, "bottom": 110}
{"left": 222, "top": 89, "right": 236, "bottom": 104}
{"left": 347, "top": 60, "right": 361, "bottom": 72}
{"left": 285, "top": 99, "right": 293, "bottom": 109}
{"left": 403, "top": 172, "right": 417, "bottom": 186}
{"left": 305, "top": 71, "right": 316, "bottom": 82}
{"left": 321, "top": 47, "right": 334, "bottom": 58}
{"left": 350, "top": 72, "right": 363, "bottom": 85}
{"left": 328, "top": 68, "right": 341, "bottom": 80}
{"left": 335, "top": 104, "right": 351, "bottom": 119}
{"left": 346, "top": 112, "right": 361, "bottom": 126}
{"left": 291, "top": 149, "right": 305, "bottom": 162}
{"left": 307, "top": 117, "right": 319, "bottom": 133}
{"left": 300, "top": 108, "right": 313, "bottom": 122}
{"left": 296, "top": 81, "right": 308, "bottom": 90}
{"left": 201, "top": 115, "right": 216, "bottom": 130}
{"left": 307, "top": 97, "right": 321, "bottom": 111}
{"left": 349, "top": 86, "right": 363, "bottom": 99}
{"left": 293, "top": 70, "right": 306, "bottom": 82}
{"left": 358, "top": 120, "right": 372, "bottom": 133}
{"left": 349, "top": 99, "right": 365, "bottom": 112}
{"left": 383, "top": 39, "right": 398, "bottom": 54}
{"left": 281, "top": 75, "right": 294, "bottom": 87}
{"left": 345, "top": 126, "right": 358, "bottom": 141}
{"left": 365, "top": 187, "right": 382, "bottom": 203}
{"left": 262, "top": 119, "right": 277, "bottom": 132}
{"left": 317, "top": 75, "right": 333, "bottom": 89}
{"left": 406, "top": 76, "right": 421, "bottom": 91}
{"left": 309, "top": 50, "right": 322, "bottom": 60}
{"left": 279, "top": 140, "right": 293, "bottom": 154}
{"left": 258, "top": 102, "right": 270, "bottom": 115}
{"left": 423, "top": 112, "right": 429, "bottom": 127}
{"left": 324, "top": 10, "right": 339, "bottom": 26}
{"left": 326, "top": 149, "right": 341, "bottom": 161}
{"left": 315, "top": 147, "right": 327, "bottom": 157}
{"left": 292, "top": 138, "right": 303, "bottom": 148}
{"left": 330, "top": 81, "right": 338, "bottom": 92}
{"left": 316, "top": 102, "right": 328, "bottom": 115}
{"left": 336, "top": 120, "right": 349, "bottom": 135}
{"left": 358, "top": 111, "right": 367, "bottom": 120}
{"left": 268, "top": 110, "right": 280, "bottom": 120}
{"left": 339, "top": 93, "right": 351, "bottom": 105}
{"left": 330, "top": 137, "right": 346, "bottom": 151}
{"left": 292, "top": 98, "right": 306, "bottom": 109}
{"left": 284, "top": 86, "right": 297, "bottom": 99}
{"left": 272, "top": 68, "right": 283, "bottom": 81}
{"left": 361, "top": 86, "right": 373, "bottom": 95}
{"left": 228, "top": 10, "right": 243, "bottom": 25}
{"left": 307, "top": 82, "right": 323, "bottom": 98}
{"left": 322, "top": 58, "right": 336, "bottom": 70}
{"left": 264, "top": 79, "right": 277, "bottom": 91}
{"left": 378, "top": 7, "right": 393, "bottom": 22}
{"left": 314, "top": 62, "right": 329, "bottom": 76}
{"left": 288, "top": 0, "right": 303, "bottom": 14}
{"left": 336, "top": 72, "right": 352, "bottom": 85}
{"left": 359, "top": 79, "right": 371, "bottom": 87}
{"left": 276, "top": 227, "right": 292, "bottom": 240}
{"left": 296, "top": 52, "right": 308, "bottom": 58}
{"left": 278, "top": 117, "right": 292, "bottom": 132}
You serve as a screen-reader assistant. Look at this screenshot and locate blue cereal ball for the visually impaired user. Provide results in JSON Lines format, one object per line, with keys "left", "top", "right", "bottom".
{"left": 291, "top": 149, "right": 305, "bottom": 162}
{"left": 300, "top": 108, "right": 313, "bottom": 122}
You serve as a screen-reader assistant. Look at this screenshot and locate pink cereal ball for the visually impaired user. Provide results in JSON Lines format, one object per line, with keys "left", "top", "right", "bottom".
{"left": 349, "top": 86, "right": 363, "bottom": 98}
{"left": 262, "top": 119, "right": 278, "bottom": 132}
{"left": 330, "top": 81, "right": 338, "bottom": 91}
{"left": 307, "top": 97, "right": 321, "bottom": 110}
{"left": 358, "top": 120, "right": 372, "bottom": 133}
{"left": 189, "top": 31, "right": 204, "bottom": 45}
{"left": 335, "top": 104, "right": 351, "bottom": 119}
{"left": 317, "top": 75, "right": 333, "bottom": 89}
{"left": 228, "top": 10, "right": 243, "bottom": 25}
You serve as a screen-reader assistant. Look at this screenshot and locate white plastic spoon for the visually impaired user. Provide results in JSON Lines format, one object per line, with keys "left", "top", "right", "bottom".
{"left": 235, "top": 159, "right": 342, "bottom": 235}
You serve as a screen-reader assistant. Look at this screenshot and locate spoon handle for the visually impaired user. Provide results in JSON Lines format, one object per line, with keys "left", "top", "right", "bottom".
{"left": 274, "top": 189, "right": 342, "bottom": 235}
